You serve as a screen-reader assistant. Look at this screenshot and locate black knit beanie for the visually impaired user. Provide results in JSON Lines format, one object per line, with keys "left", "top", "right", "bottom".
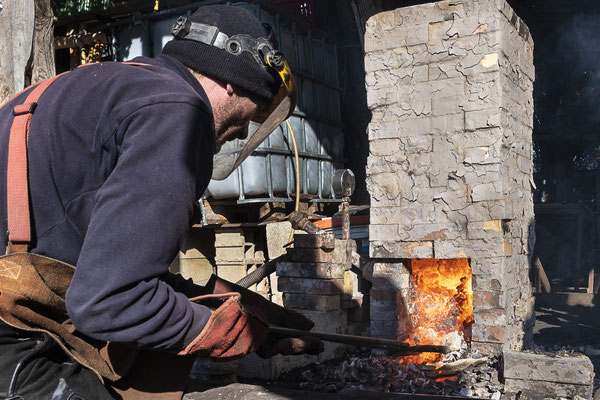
{"left": 162, "top": 5, "right": 280, "bottom": 103}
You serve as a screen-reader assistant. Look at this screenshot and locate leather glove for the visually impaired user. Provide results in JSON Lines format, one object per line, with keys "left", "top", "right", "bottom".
{"left": 203, "top": 275, "right": 324, "bottom": 358}
{"left": 178, "top": 293, "right": 269, "bottom": 360}
{"left": 204, "top": 274, "right": 313, "bottom": 331}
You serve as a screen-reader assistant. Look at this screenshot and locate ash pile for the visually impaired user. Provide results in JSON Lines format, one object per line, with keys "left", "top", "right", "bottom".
{"left": 279, "top": 347, "right": 502, "bottom": 399}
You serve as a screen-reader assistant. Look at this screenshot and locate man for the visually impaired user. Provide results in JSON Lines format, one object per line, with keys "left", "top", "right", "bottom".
{"left": 0, "top": 5, "right": 319, "bottom": 399}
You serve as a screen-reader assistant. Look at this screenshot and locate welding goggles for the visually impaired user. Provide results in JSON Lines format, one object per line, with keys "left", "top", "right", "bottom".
{"left": 171, "top": 16, "right": 296, "bottom": 180}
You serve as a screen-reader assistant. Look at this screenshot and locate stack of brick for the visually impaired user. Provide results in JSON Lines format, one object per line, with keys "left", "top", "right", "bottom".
{"left": 214, "top": 228, "right": 248, "bottom": 283}
{"left": 276, "top": 232, "right": 344, "bottom": 311}
{"left": 368, "top": 262, "right": 411, "bottom": 340}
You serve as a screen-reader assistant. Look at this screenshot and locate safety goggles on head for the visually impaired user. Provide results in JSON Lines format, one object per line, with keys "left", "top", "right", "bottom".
{"left": 171, "top": 16, "right": 296, "bottom": 180}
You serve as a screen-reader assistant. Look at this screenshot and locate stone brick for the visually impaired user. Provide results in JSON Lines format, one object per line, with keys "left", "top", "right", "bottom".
{"left": 473, "top": 308, "right": 506, "bottom": 326}
{"left": 432, "top": 240, "right": 470, "bottom": 259}
{"left": 370, "top": 241, "right": 434, "bottom": 259}
{"left": 463, "top": 146, "right": 501, "bottom": 165}
{"left": 466, "top": 220, "right": 507, "bottom": 240}
{"left": 504, "top": 378, "right": 592, "bottom": 400}
{"left": 341, "top": 296, "right": 362, "bottom": 310}
{"left": 503, "top": 351, "right": 594, "bottom": 386}
{"left": 214, "top": 228, "right": 245, "bottom": 247}
{"left": 367, "top": 86, "right": 397, "bottom": 109}
{"left": 369, "top": 320, "right": 398, "bottom": 339}
{"left": 333, "top": 239, "right": 356, "bottom": 265}
{"left": 276, "top": 262, "right": 344, "bottom": 279}
{"left": 370, "top": 305, "right": 399, "bottom": 322}
{"left": 397, "top": 116, "right": 432, "bottom": 136}
{"left": 286, "top": 247, "right": 333, "bottom": 263}
{"left": 402, "top": 135, "right": 432, "bottom": 152}
{"left": 282, "top": 293, "right": 340, "bottom": 311}
{"left": 369, "top": 224, "right": 399, "bottom": 241}
{"left": 214, "top": 246, "right": 245, "bottom": 262}
{"left": 216, "top": 264, "right": 247, "bottom": 284}
{"left": 368, "top": 121, "right": 400, "bottom": 140}
{"left": 470, "top": 341, "right": 502, "bottom": 356}
{"left": 371, "top": 263, "right": 410, "bottom": 290}
{"left": 465, "top": 109, "right": 501, "bottom": 131}
{"left": 277, "top": 277, "right": 343, "bottom": 295}
{"left": 370, "top": 138, "right": 401, "bottom": 156}
{"left": 430, "top": 113, "right": 465, "bottom": 134}
{"left": 471, "top": 324, "right": 504, "bottom": 343}
{"left": 470, "top": 182, "right": 503, "bottom": 202}
{"left": 404, "top": 223, "right": 463, "bottom": 241}
{"left": 364, "top": 22, "right": 429, "bottom": 52}
{"left": 431, "top": 94, "right": 467, "bottom": 117}
{"left": 293, "top": 232, "right": 335, "bottom": 250}
{"left": 473, "top": 290, "right": 503, "bottom": 310}
{"left": 347, "top": 306, "right": 369, "bottom": 323}
{"left": 171, "top": 258, "right": 213, "bottom": 285}
{"left": 266, "top": 221, "right": 292, "bottom": 259}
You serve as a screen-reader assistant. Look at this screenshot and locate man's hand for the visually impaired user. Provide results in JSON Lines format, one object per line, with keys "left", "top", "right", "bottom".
{"left": 203, "top": 275, "right": 325, "bottom": 358}
{"left": 179, "top": 293, "right": 269, "bottom": 359}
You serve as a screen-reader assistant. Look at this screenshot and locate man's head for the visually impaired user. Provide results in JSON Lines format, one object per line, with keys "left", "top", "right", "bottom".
{"left": 162, "top": 5, "right": 281, "bottom": 151}
{"left": 189, "top": 70, "right": 267, "bottom": 152}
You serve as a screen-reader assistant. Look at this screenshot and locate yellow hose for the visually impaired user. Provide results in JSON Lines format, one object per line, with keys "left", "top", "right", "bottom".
{"left": 286, "top": 119, "right": 300, "bottom": 243}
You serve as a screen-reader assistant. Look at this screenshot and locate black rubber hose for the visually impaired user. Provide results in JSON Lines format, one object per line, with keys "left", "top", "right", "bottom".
{"left": 235, "top": 255, "right": 285, "bottom": 288}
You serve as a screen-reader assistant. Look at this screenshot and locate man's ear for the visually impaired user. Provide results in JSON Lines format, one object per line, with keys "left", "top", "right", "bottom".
{"left": 226, "top": 83, "right": 234, "bottom": 96}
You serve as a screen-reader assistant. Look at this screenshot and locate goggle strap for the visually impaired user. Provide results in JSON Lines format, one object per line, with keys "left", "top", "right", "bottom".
{"left": 173, "top": 18, "right": 280, "bottom": 72}
{"left": 176, "top": 20, "right": 230, "bottom": 49}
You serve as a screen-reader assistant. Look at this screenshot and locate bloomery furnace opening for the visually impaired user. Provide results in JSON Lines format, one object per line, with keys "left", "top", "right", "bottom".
{"left": 400, "top": 258, "right": 474, "bottom": 365}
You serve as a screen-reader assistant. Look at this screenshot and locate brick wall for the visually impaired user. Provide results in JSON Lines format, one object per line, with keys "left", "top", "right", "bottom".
{"left": 365, "top": 0, "right": 535, "bottom": 352}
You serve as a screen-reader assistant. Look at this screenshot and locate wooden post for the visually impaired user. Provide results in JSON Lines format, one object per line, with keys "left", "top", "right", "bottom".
{"left": 576, "top": 210, "right": 584, "bottom": 291}
{"left": 0, "top": 0, "right": 55, "bottom": 104}
{"left": 533, "top": 256, "right": 551, "bottom": 293}
{"left": 32, "top": 0, "right": 55, "bottom": 83}
{"left": 0, "top": 0, "right": 34, "bottom": 103}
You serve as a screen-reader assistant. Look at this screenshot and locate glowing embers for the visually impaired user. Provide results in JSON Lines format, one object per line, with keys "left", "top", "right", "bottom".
{"left": 401, "top": 258, "right": 473, "bottom": 365}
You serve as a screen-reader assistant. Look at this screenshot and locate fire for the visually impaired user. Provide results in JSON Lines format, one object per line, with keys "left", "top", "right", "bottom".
{"left": 400, "top": 258, "right": 473, "bottom": 365}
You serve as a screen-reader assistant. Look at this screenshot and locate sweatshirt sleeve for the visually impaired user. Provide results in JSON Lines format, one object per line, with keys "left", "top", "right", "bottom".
{"left": 65, "top": 100, "right": 215, "bottom": 351}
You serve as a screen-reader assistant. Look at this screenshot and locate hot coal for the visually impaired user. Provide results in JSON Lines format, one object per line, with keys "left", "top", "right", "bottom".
{"left": 277, "top": 350, "right": 503, "bottom": 398}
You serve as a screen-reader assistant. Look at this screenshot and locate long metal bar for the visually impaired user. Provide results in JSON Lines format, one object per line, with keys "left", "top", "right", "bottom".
{"left": 237, "top": 197, "right": 292, "bottom": 204}
{"left": 269, "top": 326, "right": 451, "bottom": 354}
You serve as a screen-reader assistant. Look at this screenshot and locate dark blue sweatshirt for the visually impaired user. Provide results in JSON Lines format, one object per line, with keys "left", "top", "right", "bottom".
{"left": 0, "top": 55, "right": 214, "bottom": 351}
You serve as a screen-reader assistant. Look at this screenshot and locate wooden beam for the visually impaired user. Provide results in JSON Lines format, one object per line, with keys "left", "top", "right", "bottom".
{"left": 533, "top": 256, "right": 551, "bottom": 293}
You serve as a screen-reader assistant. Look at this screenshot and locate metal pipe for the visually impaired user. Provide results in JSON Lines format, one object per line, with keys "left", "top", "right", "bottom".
{"left": 287, "top": 211, "right": 322, "bottom": 235}
{"left": 341, "top": 197, "right": 350, "bottom": 240}
{"left": 235, "top": 256, "right": 283, "bottom": 288}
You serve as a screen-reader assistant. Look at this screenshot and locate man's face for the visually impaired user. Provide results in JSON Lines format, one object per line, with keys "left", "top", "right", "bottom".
{"left": 213, "top": 87, "right": 266, "bottom": 153}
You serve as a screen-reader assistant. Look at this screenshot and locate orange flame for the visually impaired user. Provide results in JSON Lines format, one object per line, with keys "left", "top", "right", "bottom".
{"left": 400, "top": 258, "right": 473, "bottom": 365}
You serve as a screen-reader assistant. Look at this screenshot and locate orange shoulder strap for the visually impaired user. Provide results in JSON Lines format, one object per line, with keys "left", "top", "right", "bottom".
{"left": 6, "top": 75, "right": 64, "bottom": 254}
{"left": 5, "top": 62, "right": 150, "bottom": 254}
